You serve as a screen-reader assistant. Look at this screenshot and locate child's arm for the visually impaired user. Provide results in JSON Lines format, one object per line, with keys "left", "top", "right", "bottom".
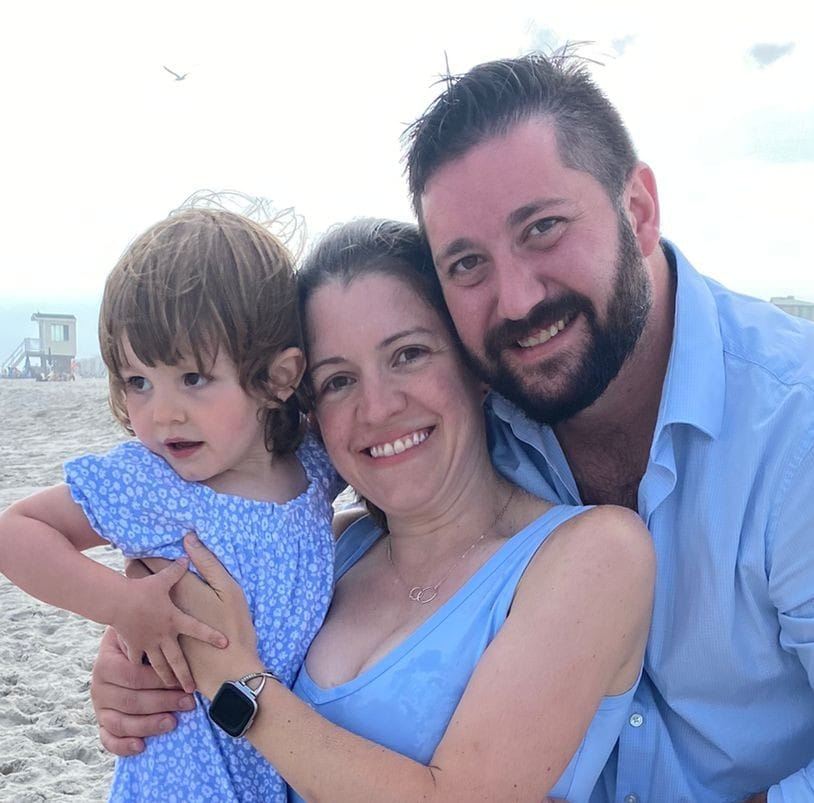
{"left": 0, "top": 485, "right": 227, "bottom": 692}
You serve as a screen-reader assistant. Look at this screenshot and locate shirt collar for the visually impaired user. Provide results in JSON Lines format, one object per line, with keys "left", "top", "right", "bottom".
{"left": 656, "top": 240, "right": 725, "bottom": 440}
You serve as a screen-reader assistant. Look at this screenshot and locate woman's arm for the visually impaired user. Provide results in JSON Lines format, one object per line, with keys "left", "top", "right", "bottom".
{"left": 0, "top": 486, "right": 226, "bottom": 692}
{"left": 177, "top": 505, "right": 654, "bottom": 802}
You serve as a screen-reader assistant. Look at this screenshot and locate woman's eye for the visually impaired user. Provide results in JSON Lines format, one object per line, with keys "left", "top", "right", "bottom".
{"left": 394, "top": 347, "right": 427, "bottom": 366}
{"left": 125, "top": 376, "right": 151, "bottom": 392}
{"left": 183, "top": 372, "right": 208, "bottom": 387}
{"left": 321, "top": 375, "right": 355, "bottom": 394}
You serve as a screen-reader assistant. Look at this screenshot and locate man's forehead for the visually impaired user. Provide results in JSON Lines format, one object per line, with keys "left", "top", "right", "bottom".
{"left": 420, "top": 121, "right": 581, "bottom": 249}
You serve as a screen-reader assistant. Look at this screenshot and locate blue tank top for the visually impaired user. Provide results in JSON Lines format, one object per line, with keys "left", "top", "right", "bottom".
{"left": 291, "top": 504, "right": 639, "bottom": 803}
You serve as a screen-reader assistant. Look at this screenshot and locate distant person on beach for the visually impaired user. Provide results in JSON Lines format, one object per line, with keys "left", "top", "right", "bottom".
{"left": 96, "top": 218, "right": 656, "bottom": 802}
{"left": 92, "top": 53, "right": 814, "bottom": 802}
{"left": 0, "top": 209, "right": 339, "bottom": 802}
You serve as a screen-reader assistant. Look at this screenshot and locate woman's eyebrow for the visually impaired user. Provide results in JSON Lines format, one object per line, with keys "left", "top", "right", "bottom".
{"left": 378, "top": 327, "right": 435, "bottom": 350}
{"left": 310, "top": 327, "right": 437, "bottom": 374}
{"left": 308, "top": 355, "right": 347, "bottom": 374}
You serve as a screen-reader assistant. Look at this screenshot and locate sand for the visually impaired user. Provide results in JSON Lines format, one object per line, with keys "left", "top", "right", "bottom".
{"left": 0, "top": 377, "right": 357, "bottom": 801}
{"left": 1, "top": 378, "right": 124, "bottom": 802}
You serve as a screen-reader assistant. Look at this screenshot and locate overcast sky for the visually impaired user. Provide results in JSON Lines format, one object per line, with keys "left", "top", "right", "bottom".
{"left": 1, "top": 0, "right": 811, "bottom": 357}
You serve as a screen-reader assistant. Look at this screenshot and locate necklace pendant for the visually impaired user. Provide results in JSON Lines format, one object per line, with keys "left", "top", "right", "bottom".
{"left": 409, "top": 585, "right": 438, "bottom": 604}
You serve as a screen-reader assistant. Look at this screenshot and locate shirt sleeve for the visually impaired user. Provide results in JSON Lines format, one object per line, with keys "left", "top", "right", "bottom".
{"left": 766, "top": 439, "right": 814, "bottom": 802}
{"left": 297, "top": 429, "right": 347, "bottom": 503}
{"left": 64, "top": 441, "right": 201, "bottom": 559}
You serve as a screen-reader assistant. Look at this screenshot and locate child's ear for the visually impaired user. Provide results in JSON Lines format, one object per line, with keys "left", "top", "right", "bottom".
{"left": 266, "top": 347, "right": 306, "bottom": 402}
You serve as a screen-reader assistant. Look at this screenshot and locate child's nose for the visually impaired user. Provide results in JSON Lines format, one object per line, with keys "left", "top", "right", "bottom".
{"left": 151, "top": 390, "right": 186, "bottom": 425}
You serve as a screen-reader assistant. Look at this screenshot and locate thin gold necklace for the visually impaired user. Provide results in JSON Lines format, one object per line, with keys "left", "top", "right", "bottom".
{"left": 386, "top": 486, "right": 516, "bottom": 604}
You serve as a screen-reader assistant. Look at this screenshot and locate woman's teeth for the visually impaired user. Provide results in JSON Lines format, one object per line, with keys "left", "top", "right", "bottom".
{"left": 369, "top": 429, "right": 430, "bottom": 459}
{"left": 517, "top": 316, "right": 571, "bottom": 348}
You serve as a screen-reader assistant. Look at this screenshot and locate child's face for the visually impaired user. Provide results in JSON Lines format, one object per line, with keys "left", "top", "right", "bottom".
{"left": 119, "top": 338, "right": 268, "bottom": 489}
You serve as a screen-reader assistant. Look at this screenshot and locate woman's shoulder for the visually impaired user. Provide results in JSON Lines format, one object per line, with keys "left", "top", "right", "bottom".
{"left": 514, "top": 503, "right": 654, "bottom": 694}
{"left": 535, "top": 503, "right": 653, "bottom": 568}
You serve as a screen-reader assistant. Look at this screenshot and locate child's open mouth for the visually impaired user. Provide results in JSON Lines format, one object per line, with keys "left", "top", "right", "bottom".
{"left": 165, "top": 440, "right": 203, "bottom": 456}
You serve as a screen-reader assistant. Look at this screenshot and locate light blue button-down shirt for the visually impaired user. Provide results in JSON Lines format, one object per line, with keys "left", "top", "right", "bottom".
{"left": 485, "top": 242, "right": 814, "bottom": 802}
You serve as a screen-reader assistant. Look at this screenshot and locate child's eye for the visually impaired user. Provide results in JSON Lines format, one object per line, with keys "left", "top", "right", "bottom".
{"left": 394, "top": 346, "right": 427, "bottom": 366}
{"left": 124, "top": 376, "right": 151, "bottom": 392}
{"left": 183, "top": 372, "right": 208, "bottom": 388}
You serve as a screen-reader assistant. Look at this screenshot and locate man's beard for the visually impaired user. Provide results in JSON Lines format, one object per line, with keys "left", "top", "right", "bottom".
{"left": 466, "top": 214, "right": 652, "bottom": 426}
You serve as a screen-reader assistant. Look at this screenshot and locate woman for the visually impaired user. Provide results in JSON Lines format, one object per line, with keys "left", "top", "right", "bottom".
{"left": 92, "top": 219, "right": 654, "bottom": 802}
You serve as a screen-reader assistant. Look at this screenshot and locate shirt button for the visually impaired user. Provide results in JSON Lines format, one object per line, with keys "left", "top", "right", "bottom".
{"left": 624, "top": 795, "right": 638, "bottom": 803}
{"left": 629, "top": 713, "right": 644, "bottom": 728}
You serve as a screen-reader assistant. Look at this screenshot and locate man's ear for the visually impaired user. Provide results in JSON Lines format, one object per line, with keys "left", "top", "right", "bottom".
{"left": 266, "top": 347, "right": 306, "bottom": 403}
{"left": 624, "top": 162, "right": 661, "bottom": 258}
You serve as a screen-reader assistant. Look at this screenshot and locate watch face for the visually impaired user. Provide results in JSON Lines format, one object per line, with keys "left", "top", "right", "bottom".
{"left": 208, "top": 682, "right": 257, "bottom": 738}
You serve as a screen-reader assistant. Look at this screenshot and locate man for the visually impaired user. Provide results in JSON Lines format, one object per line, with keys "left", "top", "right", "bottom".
{"left": 92, "top": 54, "right": 814, "bottom": 801}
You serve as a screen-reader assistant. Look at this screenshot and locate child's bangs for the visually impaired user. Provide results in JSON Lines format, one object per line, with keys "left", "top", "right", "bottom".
{"left": 108, "top": 285, "right": 229, "bottom": 378}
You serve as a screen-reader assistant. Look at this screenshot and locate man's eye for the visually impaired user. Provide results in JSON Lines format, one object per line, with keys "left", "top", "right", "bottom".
{"left": 394, "top": 347, "right": 427, "bottom": 366}
{"left": 527, "top": 217, "right": 562, "bottom": 238}
{"left": 125, "top": 376, "right": 151, "bottom": 391}
{"left": 449, "top": 254, "right": 482, "bottom": 275}
{"left": 183, "top": 372, "right": 208, "bottom": 387}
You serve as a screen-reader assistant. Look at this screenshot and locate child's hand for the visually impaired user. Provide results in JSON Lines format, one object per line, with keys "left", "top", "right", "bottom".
{"left": 112, "top": 558, "right": 228, "bottom": 693}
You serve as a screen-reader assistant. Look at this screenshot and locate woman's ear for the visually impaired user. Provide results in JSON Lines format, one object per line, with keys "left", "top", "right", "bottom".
{"left": 266, "top": 347, "right": 306, "bottom": 402}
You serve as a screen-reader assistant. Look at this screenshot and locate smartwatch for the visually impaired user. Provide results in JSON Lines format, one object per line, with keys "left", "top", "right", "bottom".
{"left": 208, "top": 671, "right": 279, "bottom": 738}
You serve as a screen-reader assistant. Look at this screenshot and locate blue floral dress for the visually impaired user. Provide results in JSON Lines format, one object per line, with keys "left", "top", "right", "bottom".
{"left": 65, "top": 433, "right": 339, "bottom": 802}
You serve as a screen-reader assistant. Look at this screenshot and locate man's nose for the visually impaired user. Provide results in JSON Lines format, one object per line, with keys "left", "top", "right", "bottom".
{"left": 493, "top": 254, "right": 548, "bottom": 322}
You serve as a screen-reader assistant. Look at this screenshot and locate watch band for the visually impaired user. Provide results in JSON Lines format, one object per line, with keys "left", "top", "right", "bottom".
{"left": 237, "top": 671, "right": 280, "bottom": 699}
{"left": 208, "top": 669, "right": 281, "bottom": 738}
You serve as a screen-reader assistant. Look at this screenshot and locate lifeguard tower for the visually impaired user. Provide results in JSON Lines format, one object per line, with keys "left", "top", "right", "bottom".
{"left": 2, "top": 313, "right": 77, "bottom": 378}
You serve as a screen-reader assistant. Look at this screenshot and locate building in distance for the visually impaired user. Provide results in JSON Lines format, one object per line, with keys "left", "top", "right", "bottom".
{"left": 770, "top": 296, "right": 814, "bottom": 322}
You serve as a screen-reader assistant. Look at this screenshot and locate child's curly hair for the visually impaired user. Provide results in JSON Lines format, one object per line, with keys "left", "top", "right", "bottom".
{"left": 100, "top": 208, "right": 304, "bottom": 454}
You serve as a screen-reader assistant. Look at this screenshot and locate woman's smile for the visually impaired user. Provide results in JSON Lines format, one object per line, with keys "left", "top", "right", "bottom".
{"left": 306, "top": 272, "right": 487, "bottom": 515}
{"left": 365, "top": 427, "right": 433, "bottom": 459}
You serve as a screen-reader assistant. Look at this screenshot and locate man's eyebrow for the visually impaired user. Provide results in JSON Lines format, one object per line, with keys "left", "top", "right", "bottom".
{"left": 506, "top": 198, "right": 567, "bottom": 229}
{"left": 436, "top": 198, "right": 568, "bottom": 262}
{"left": 437, "top": 237, "right": 475, "bottom": 263}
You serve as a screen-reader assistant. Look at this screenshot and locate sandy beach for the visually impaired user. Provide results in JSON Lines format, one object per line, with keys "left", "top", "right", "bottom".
{"left": 1, "top": 378, "right": 124, "bottom": 802}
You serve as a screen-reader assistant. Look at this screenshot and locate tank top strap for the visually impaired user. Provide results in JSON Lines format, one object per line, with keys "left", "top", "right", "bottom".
{"left": 474, "top": 503, "right": 594, "bottom": 620}
{"left": 333, "top": 503, "right": 593, "bottom": 589}
{"left": 335, "top": 515, "right": 383, "bottom": 580}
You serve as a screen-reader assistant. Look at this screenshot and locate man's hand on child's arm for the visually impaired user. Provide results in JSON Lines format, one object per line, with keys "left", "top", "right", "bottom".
{"left": 111, "top": 557, "right": 228, "bottom": 693}
{"left": 92, "top": 626, "right": 196, "bottom": 755}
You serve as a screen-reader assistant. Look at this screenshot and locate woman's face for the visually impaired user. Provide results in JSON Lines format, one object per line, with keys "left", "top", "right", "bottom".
{"left": 306, "top": 272, "right": 487, "bottom": 519}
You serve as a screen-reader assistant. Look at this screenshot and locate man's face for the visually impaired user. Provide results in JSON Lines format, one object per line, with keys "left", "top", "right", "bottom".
{"left": 421, "top": 118, "right": 652, "bottom": 425}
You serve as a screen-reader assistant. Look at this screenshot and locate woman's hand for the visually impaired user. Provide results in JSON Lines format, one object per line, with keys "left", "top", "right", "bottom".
{"left": 171, "top": 533, "right": 264, "bottom": 698}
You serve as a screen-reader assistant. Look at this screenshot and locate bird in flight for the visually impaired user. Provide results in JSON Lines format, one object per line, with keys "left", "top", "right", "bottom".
{"left": 163, "top": 66, "right": 189, "bottom": 81}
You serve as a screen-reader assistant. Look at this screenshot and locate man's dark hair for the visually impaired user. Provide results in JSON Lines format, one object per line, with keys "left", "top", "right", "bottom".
{"left": 404, "top": 51, "right": 638, "bottom": 217}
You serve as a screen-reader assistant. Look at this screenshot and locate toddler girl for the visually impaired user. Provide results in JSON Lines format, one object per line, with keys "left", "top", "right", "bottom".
{"left": 0, "top": 209, "right": 339, "bottom": 801}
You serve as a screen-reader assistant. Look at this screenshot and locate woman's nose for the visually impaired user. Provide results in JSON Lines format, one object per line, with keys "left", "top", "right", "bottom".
{"left": 357, "top": 378, "right": 408, "bottom": 424}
